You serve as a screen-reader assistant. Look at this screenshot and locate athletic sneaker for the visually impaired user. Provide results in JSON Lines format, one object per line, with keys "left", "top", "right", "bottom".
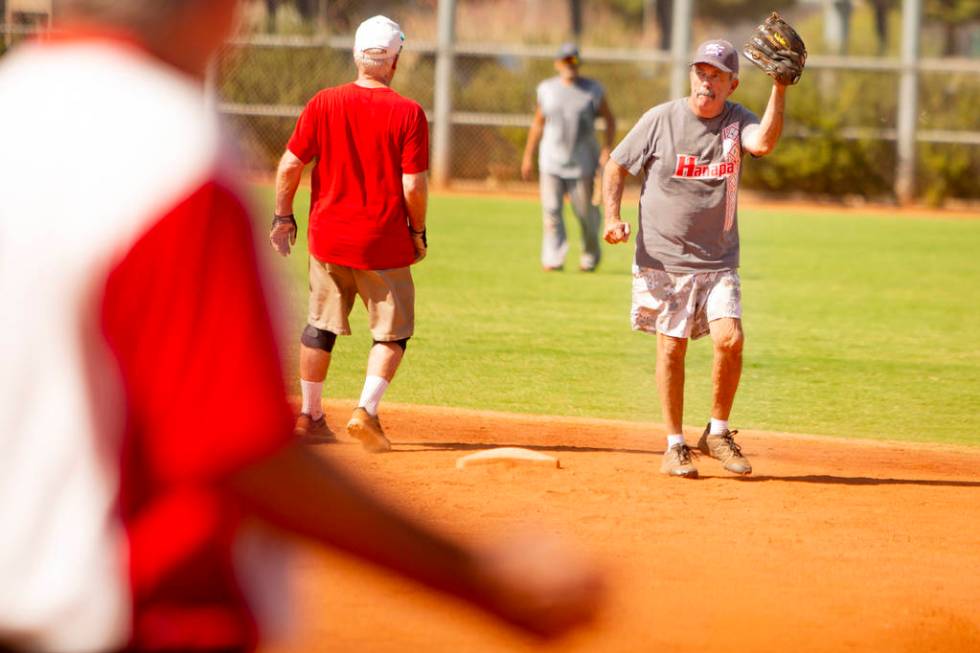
{"left": 660, "top": 443, "right": 699, "bottom": 478}
{"left": 697, "top": 424, "right": 752, "bottom": 475}
{"left": 294, "top": 413, "right": 337, "bottom": 444}
{"left": 346, "top": 407, "right": 392, "bottom": 453}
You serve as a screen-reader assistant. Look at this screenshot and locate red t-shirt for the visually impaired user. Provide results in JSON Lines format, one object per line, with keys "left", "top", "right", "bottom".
{"left": 104, "top": 181, "right": 295, "bottom": 651}
{"left": 287, "top": 82, "right": 429, "bottom": 270}
{"left": 2, "top": 34, "right": 294, "bottom": 652}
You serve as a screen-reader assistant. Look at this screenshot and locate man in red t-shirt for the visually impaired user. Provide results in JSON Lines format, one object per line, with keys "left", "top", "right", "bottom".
{"left": 271, "top": 15, "right": 428, "bottom": 452}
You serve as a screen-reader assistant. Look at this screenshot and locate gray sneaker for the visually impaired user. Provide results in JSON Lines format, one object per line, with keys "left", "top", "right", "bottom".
{"left": 697, "top": 425, "right": 752, "bottom": 475}
{"left": 660, "top": 443, "right": 699, "bottom": 478}
{"left": 346, "top": 407, "right": 392, "bottom": 453}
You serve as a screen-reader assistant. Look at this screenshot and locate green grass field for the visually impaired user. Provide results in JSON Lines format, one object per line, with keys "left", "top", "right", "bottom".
{"left": 253, "top": 187, "right": 980, "bottom": 446}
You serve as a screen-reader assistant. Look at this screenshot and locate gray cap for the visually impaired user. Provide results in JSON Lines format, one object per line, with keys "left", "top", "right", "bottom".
{"left": 691, "top": 39, "right": 739, "bottom": 75}
{"left": 556, "top": 42, "right": 580, "bottom": 60}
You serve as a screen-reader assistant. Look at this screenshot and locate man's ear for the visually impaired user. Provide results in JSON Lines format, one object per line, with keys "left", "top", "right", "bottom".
{"left": 728, "top": 76, "right": 740, "bottom": 96}
{"left": 389, "top": 54, "right": 400, "bottom": 82}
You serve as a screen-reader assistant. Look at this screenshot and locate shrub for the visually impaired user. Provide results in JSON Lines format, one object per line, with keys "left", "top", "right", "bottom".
{"left": 217, "top": 42, "right": 979, "bottom": 203}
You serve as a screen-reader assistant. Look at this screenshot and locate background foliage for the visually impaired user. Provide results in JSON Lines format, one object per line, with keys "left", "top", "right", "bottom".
{"left": 220, "top": 1, "right": 979, "bottom": 205}
{"left": 224, "top": 44, "right": 978, "bottom": 204}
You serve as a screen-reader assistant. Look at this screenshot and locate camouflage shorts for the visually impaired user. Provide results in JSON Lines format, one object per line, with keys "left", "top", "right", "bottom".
{"left": 631, "top": 267, "right": 742, "bottom": 340}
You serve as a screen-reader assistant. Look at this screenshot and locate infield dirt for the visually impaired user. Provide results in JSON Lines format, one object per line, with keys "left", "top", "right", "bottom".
{"left": 261, "top": 401, "right": 980, "bottom": 653}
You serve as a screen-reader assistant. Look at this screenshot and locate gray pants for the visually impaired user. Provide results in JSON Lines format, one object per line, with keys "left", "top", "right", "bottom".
{"left": 539, "top": 173, "right": 602, "bottom": 271}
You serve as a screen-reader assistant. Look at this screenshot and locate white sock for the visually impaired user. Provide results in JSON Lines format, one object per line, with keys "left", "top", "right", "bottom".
{"left": 710, "top": 418, "right": 729, "bottom": 435}
{"left": 666, "top": 434, "right": 685, "bottom": 449}
{"left": 300, "top": 380, "right": 324, "bottom": 419}
{"left": 359, "top": 375, "right": 389, "bottom": 417}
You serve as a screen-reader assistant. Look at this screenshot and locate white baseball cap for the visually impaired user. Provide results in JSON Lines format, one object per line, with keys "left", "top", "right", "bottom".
{"left": 353, "top": 15, "right": 404, "bottom": 59}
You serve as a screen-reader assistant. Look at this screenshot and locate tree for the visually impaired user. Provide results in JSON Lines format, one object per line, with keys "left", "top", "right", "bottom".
{"left": 925, "top": 0, "right": 980, "bottom": 56}
{"left": 606, "top": 0, "right": 794, "bottom": 44}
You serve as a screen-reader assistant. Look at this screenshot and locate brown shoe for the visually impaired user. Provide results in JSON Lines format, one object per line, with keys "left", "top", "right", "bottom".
{"left": 697, "top": 424, "right": 752, "bottom": 475}
{"left": 660, "top": 443, "right": 699, "bottom": 478}
{"left": 346, "top": 407, "right": 392, "bottom": 453}
{"left": 294, "top": 413, "right": 337, "bottom": 444}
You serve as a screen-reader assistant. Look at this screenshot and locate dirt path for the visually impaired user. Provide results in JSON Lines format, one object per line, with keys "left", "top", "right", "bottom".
{"left": 261, "top": 401, "right": 980, "bottom": 653}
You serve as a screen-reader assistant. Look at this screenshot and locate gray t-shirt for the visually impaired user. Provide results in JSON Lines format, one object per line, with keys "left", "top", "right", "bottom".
{"left": 611, "top": 98, "right": 759, "bottom": 272}
{"left": 537, "top": 76, "right": 605, "bottom": 179}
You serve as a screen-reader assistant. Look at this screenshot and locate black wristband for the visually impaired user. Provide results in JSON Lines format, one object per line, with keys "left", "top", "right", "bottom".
{"left": 272, "top": 214, "right": 297, "bottom": 230}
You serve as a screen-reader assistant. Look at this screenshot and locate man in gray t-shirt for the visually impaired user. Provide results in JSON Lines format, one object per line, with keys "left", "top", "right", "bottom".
{"left": 602, "top": 39, "right": 792, "bottom": 478}
{"left": 522, "top": 43, "right": 616, "bottom": 272}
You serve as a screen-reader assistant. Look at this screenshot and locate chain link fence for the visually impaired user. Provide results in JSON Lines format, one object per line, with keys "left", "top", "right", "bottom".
{"left": 215, "top": 30, "right": 980, "bottom": 204}
{"left": 2, "top": 0, "right": 979, "bottom": 203}
{"left": 215, "top": 36, "right": 692, "bottom": 184}
{"left": 214, "top": 0, "right": 704, "bottom": 182}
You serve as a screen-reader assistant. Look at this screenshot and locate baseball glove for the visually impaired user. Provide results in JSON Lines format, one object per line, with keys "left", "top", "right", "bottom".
{"left": 743, "top": 12, "right": 807, "bottom": 86}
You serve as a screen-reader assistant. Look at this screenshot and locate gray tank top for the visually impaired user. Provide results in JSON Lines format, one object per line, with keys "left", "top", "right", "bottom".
{"left": 536, "top": 76, "right": 605, "bottom": 179}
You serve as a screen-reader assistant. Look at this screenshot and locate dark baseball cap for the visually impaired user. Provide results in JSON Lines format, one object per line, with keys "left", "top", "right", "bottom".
{"left": 691, "top": 39, "right": 739, "bottom": 75}
{"left": 556, "top": 42, "right": 580, "bottom": 61}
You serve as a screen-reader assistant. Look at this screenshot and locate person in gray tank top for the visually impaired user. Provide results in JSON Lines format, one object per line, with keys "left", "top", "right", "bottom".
{"left": 522, "top": 43, "right": 616, "bottom": 272}
{"left": 602, "top": 39, "right": 793, "bottom": 478}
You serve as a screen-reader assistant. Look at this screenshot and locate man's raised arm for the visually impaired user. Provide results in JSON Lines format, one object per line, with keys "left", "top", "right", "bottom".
{"left": 742, "top": 83, "right": 787, "bottom": 158}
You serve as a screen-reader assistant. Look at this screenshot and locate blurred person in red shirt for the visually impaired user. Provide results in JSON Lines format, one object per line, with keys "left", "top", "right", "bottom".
{"left": 270, "top": 15, "right": 429, "bottom": 454}
{"left": 0, "top": 2, "right": 601, "bottom": 652}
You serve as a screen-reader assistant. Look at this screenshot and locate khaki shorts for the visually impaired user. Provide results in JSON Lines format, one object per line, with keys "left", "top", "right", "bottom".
{"left": 308, "top": 259, "right": 415, "bottom": 341}
{"left": 631, "top": 267, "right": 741, "bottom": 340}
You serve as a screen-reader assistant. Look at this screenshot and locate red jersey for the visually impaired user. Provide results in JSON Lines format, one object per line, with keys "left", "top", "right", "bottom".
{"left": 287, "top": 82, "right": 429, "bottom": 270}
{"left": 0, "top": 36, "right": 292, "bottom": 652}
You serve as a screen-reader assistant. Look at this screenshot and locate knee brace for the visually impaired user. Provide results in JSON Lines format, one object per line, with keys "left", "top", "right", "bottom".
{"left": 301, "top": 325, "right": 337, "bottom": 352}
{"left": 373, "top": 338, "right": 409, "bottom": 352}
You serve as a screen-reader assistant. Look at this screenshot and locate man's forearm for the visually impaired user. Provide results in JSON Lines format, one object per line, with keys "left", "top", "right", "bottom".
{"left": 403, "top": 175, "right": 428, "bottom": 232}
{"left": 753, "top": 84, "right": 787, "bottom": 155}
{"left": 230, "top": 443, "right": 484, "bottom": 606}
{"left": 523, "top": 121, "right": 543, "bottom": 160}
{"left": 602, "top": 160, "right": 627, "bottom": 221}
{"left": 602, "top": 112, "right": 616, "bottom": 150}
{"left": 604, "top": 122, "right": 616, "bottom": 149}
{"left": 275, "top": 154, "right": 304, "bottom": 216}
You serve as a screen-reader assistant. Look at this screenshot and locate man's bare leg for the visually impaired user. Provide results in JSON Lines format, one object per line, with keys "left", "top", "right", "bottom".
{"left": 699, "top": 317, "right": 751, "bottom": 474}
{"left": 366, "top": 341, "right": 405, "bottom": 382}
{"left": 296, "top": 343, "right": 333, "bottom": 438}
{"left": 300, "top": 343, "right": 331, "bottom": 383}
{"left": 348, "top": 342, "right": 405, "bottom": 452}
{"left": 656, "top": 333, "right": 697, "bottom": 477}
{"left": 656, "top": 333, "right": 688, "bottom": 435}
{"left": 708, "top": 317, "right": 743, "bottom": 422}
{"left": 360, "top": 341, "right": 405, "bottom": 413}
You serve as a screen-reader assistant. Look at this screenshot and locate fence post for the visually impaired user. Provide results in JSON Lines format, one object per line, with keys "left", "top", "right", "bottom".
{"left": 824, "top": 0, "right": 853, "bottom": 55}
{"left": 317, "top": 0, "right": 328, "bottom": 34}
{"left": 895, "top": 0, "right": 921, "bottom": 204}
{"left": 432, "top": 0, "right": 456, "bottom": 189}
{"left": 669, "top": 0, "right": 693, "bottom": 99}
